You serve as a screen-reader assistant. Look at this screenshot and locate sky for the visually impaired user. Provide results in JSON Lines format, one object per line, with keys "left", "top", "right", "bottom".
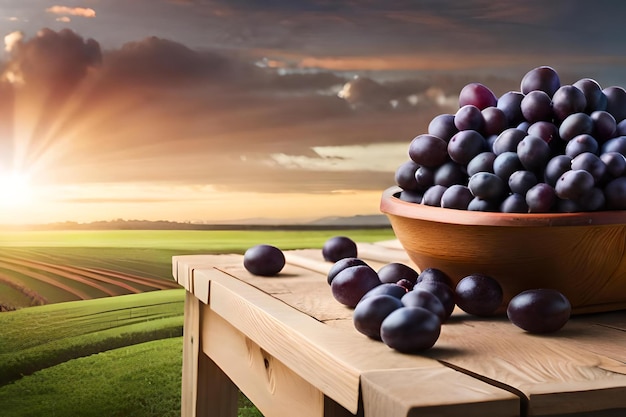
{"left": 1, "top": 0, "right": 626, "bottom": 225}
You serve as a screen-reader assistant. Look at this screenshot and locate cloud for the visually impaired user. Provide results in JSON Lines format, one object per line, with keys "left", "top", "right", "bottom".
{"left": 45, "top": 6, "right": 96, "bottom": 18}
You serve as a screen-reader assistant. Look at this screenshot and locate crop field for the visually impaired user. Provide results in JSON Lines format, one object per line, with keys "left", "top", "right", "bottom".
{"left": 0, "top": 228, "right": 394, "bottom": 417}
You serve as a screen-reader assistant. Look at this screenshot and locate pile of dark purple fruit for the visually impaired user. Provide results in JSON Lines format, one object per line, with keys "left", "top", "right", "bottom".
{"left": 243, "top": 236, "right": 572, "bottom": 353}
{"left": 395, "top": 65, "right": 626, "bottom": 212}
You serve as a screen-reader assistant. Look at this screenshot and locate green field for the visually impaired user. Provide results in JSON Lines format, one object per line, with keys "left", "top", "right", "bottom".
{"left": 0, "top": 228, "right": 394, "bottom": 417}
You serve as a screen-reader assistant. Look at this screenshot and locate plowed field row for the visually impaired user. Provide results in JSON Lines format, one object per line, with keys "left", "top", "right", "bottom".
{"left": 0, "top": 254, "right": 179, "bottom": 309}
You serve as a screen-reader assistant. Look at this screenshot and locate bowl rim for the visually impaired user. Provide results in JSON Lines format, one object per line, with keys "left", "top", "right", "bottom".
{"left": 380, "top": 186, "right": 626, "bottom": 227}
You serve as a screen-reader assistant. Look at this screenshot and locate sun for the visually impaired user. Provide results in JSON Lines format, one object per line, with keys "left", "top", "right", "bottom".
{"left": 0, "top": 171, "right": 34, "bottom": 208}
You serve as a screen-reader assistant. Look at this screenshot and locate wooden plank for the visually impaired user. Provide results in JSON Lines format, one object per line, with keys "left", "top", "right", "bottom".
{"left": 361, "top": 368, "right": 518, "bottom": 417}
{"left": 181, "top": 291, "right": 200, "bottom": 417}
{"left": 197, "top": 267, "right": 519, "bottom": 416}
{"left": 202, "top": 306, "right": 325, "bottom": 417}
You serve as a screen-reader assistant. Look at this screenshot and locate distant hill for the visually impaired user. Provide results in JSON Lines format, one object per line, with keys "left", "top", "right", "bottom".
{"left": 2, "top": 215, "right": 391, "bottom": 231}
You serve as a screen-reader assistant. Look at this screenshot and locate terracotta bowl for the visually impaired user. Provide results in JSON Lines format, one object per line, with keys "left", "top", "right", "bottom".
{"left": 380, "top": 186, "right": 626, "bottom": 314}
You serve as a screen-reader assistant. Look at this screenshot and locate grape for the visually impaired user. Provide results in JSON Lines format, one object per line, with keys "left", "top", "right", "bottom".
{"left": 440, "top": 184, "right": 473, "bottom": 210}
{"left": 520, "top": 65, "right": 561, "bottom": 96}
{"left": 507, "top": 289, "right": 571, "bottom": 333}
{"left": 434, "top": 161, "right": 466, "bottom": 187}
{"left": 493, "top": 151, "right": 524, "bottom": 181}
{"left": 353, "top": 295, "right": 404, "bottom": 340}
{"left": 527, "top": 121, "right": 559, "bottom": 144}
{"left": 526, "top": 183, "right": 556, "bottom": 212}
{"left": 459, "top": 82, "right": 497, "bottom": 110}
{"left": 590, "top": 110, "right": 617, "bottom": 142}
{"left": 394, "top": 160, "right": 420, "bottom": 190}
{"left": 578, "top": 187, "right": 606, "bottom": 211}
{"left": 330, "top": 265, "right": 381, "bottom": 308}
{"left": 408, "top": 134, "right": 449, "bottom": 168}
{"left": 544, "top": 154, "right": 573, "bottom": 187}
{"left": 468, "top": 172, "right": 508, "bottom": 201}
{"left": 492, "top": 128, "right": 527, "bottom": 155}
{"left": 448, "top": 130, "right": 487, "bottom": 165}
{"left": 467, "top": 151, "right": 496, "bottom": 176}
{"left": 558, "top": 113, "right": 593, "bottom": 142}
{"left": 604, "top": 177, "right": 626, "bottom": 209}
{"left": 552, "top": 85, "right": 587, "bottom": 124}
{"left": 601, "top": 136, "right": 626, "bottom": 156}
{"left": 454, "top": 274, "right": 503, "bottom": 316}
{"left": 508, "top": 170, "right": 538, "bottom": 195}
{"left": 555, "top": 169, "right": 595, "bottom": 201}
{"left": 467, "top": 197, "right": 499, "bottom": 212}
{"left": 570, "top": 152, "right": 606, "bottom": 184}
{"left": 573, "top": 78, "right": 607, "bottom": 113}
{"left": 564, "top": 134, "right": 599, "bottom": 158}
{"left": 377, "top": 262, "right": 419, "bottom": 285}
{"left": 243, "top": 244, "right": 286, "bottom": 276}
{"left": 398, "top": 190, "right": 423, "bottom": 203}
{"left": 322, "top": 236, "right": 358, "bottom": 262}
{"left": 413, "top": 280, "right": 456, "bottom": 319}
{"left": 517, "top": 135, "right": 551, "bottom": 172}
{"left": 482, "top": 107, "right": 508, "bottom": 136}
{"left": 428, "top": 114, "right": 458, "bottom": 142}
{"left": 603, "top": 86, "right": 626, "bottom": 122}
{"left": 361, "top": 283, "right": 407, "bottom": 300}
{"left": 380, "top": 307, "right": 441, "bottom": 352}
{"left": 497, "top": 91, "right": 525, "bottom": 126}
{"left": 454, "top": 105, "right": 485, "bottom": 132}
{"left": 600, "top": 152, "right": 626, "bottom": 178}
{"left": 421, "top": 184, "right": 448, "bottom": 206}
{"left": 520, "top": 90, "right": 553, "bottom": 123}
{"left": 401, "top": 288, "right": 447, "bottom": 322}
{"left": 500, "top": 193, "right": 529, "bottom": 213}
{"left": 327, "top": 257, "right": 368, "bottom": 285}
{"left": 416, "top": 267, "right": 454, "bottom": 288}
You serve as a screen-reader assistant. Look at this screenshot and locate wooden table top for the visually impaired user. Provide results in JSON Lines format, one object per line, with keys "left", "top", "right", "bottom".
{"left": 173, "top": 240, "right": 626, "bottom": 417}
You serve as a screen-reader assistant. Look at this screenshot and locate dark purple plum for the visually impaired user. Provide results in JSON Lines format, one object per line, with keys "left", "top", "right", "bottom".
{"left": 570, "top": 152, "right": 606, "bottom": 184}
{"left": 377, "top": 262, "right": 419, "bottom": 285}
{"left": 508, "top": 170, "right": 538, "bottom": 195}
{"left": 428, "top": 114, "right": 458, "bottom": 142}
{"left": 520, "top": 66, "right": 561, "bottom": 96}
{"left": 454, "top": 274, "right": 503, "bottom": 316}
{"left": 578, "top": 187, "right": 606, "bottom": 211}
{"left": 413, "top": 280, "right": 456, "bottom": 319}
{"left": 603, "top": 86, "right": 626, "bottom": 122}
{"left": 520, "top": 90, "right": 553, "bottom": 123}
{"left": 353, "top": 294, "right": 403, "bottom": 340}
{"left": 243, "top": 244, "right": 286, "bottom": 276}
{"left": 380, "top": 307, "right": 441, "bottom": 352}
{"left": 601, "top": 136, "right": 626, "bottom": 156}
{"left": 434, "top": 161, "right": 467, "bottom": 187}
{"left": 555, "top": 169, "right": 595, "bottom": 201}
{"left": 565, "top": 134, "right": 599, "bottom": 158}
{"left": 517, "top": 135, "right": 551, "bottom": 172}
{"left": 527, "top": 121, "right": 559, "bottom": 144}
{"left": 414, "top": 166, "right": 435, "bottom": 189}
{"left": 421, "top": 184, "right": 448, "bottom": 207}
{"left": 500, "top": 193, "right": 529, "bottom": 213}
{"left": 544, "top": 154, "right": 573, "bottom": 187}
{"left": 590, "top": 110, "right": 616, "bottom": 142}
{"left": 440, "top": 184, "right": 473, "bottom": 210}
{"left": 559, "top": 112, "right": 593, "bottom": 142}
{"left": 401, "top": 288, "right": 447, "bottom": 322}
{"left": 468, "top": 172, "right": 508, "bottom": 200}
{"left": 573, "top": 78, "right": 607, "bottom": 113}
{"left": 497, "top": 91, "right": 525, "bottom": 126}
{"left": 482, "top": 106, "right": 508, "bottom": 136}
{"left": 396, "top": 279, "right": 414, "bottom": 292}
{"left": 467, "top": 197, "right": 499, "bottom": 212}
{"left": 408, "top": 134, "right": 449, "bottom": 168}
{"left": 600, "top": 152, "right": 626, "bottom": 178}
{"left": 526, "top": 183, "right": 556, "bottom": 212}
{"left": 394, "top": 160, "right": 420, "bottom": 190}
{"left": 552, "top": 85, "right": 587, "bottom": 124}
{"left": 330, "top": 265, "right": 381, "bottom": 308}
{"left": 361, "top": 283, "right": 408, "bottom": 300}
{"left": 604, "top": 177, "right": 626, "bottom": 209}
{"left": 492, "top": 128, "right": 527, "bottom": 155}
{"left": 459, "top": 82, "right": 498, "bottom": 110}
{"left": 448, "top": 130, "right": 487, "bottom": 165}
{"left": 416, "top": 267, "right": 454, "bottom": 288}
{"left": 493, "top": 151, "right": 524, "bottom": 181}
{"left": 398, "top": 190, "right": 423, "bottom": 203}
{"left": 507, "top": 289, "right": 571, "bottom": 333}
{"left": 327, "top": 257, "right": 368, "bottom": 285}
{"left": 467, "top": 151, "right": 496, "bottom": 176}
{"left": 454, "top": 105, "right": 485, "bottom": 132}
{"left": 322, "top": 236, "right": 358, "bottom": 262}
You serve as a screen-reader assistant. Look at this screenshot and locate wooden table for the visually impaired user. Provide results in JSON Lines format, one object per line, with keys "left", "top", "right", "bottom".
{"left": 172, "top": 240, "right": 626, "bottom": 417}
